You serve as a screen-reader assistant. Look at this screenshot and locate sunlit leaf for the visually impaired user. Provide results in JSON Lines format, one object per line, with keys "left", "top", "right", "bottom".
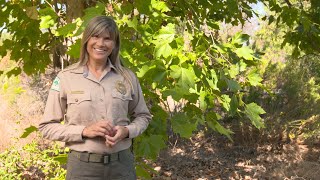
{"left": 235, "top": 46, "right": 254, "bottom": 60}
{"left": 20, "top": 125, "right": 37, "bottom": 138}
{"left": 245, "top": 103, "right": 266, "bottom": 129}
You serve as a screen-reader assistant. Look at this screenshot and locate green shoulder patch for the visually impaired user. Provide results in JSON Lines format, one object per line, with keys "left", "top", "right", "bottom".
{"left": 51, "top": 77, "right": 60, "bottom": 92}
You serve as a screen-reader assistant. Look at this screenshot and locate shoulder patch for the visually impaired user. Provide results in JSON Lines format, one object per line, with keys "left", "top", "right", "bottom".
{"left": 51, "top": 77, "right": 60, "bottom": 92}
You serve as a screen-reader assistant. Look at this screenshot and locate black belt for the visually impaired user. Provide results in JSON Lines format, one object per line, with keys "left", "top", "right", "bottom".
{"left": 70, "top": 148, "right": 130, "bottom": 164}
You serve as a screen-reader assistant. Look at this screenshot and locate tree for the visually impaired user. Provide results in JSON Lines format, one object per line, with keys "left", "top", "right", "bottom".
{"left": 2, "top": 0, "right": 302, "bottom": 178}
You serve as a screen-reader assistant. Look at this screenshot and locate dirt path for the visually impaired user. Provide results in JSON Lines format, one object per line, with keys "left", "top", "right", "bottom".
{"left": 151, "top": 134, "right": 320, "bottom": 180}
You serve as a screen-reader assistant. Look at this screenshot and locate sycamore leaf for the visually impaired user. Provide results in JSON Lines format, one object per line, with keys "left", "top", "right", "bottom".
{"left": 40, "top": 15, "right": 55, "bottom": 29}
{"left": 206, "top": 69, "right": 219, "bottom": 91}
{"left": 39, "top": 7, "right": 58, "bottom": 29}
{"left": 229, "top": 95, "right": 239, "bottom": 116}
{"left": 20, "top": 125, "right": 37, "bottom": 138}
{"left": 136, "top": 164, "right": 152, "bottom": 179}
{"left": 247, "top": 70, "right": 263, "bottom": 86}
{"left": 220, "top": 94, "right": 231, "bottom": 111}
{"left": 156, "top": 23, "right": 175, "bottom": 42}
{"left": 229, "top": 64, "right": 239, "bottom": 78}
{"left": 151, "top": 0, "right": 170, "bottom": 12}
{"left": 25, "top": 6, "right": 38, "bottom": 20}
{"left": 74, "top": 2, "right": 105, "bottom": 36}
{"left": 126, "top": 16, "right": 138, "bottom": 31}
{"left": 170, "top": 65, "right": 195, "bottom": 90}
{"left": 235, "top": 46, "right": 254, "bottom": 60}
{"left": 67, "top": 39, "right": 81, "bottom": 58}
{"left": 206, "top": 112, "right": 233, "bottom": 141}
{"left": 162, "top": 87, "right": 186, "bottom": 101}
{"left": 136, "top": 135, "right": 166, "bottom": 159}
{"left": 56, "top": 23, "right": 77, "bottom": 37}
{"left": 227, "top": 79, "right": 241, "bottom": 92}
{"left": 135, "top": 0, "right": 151, "bottom": 14}
{"left": 154, "top": 41, "right": 172, "bottom": 58}
{"left": 171, "top": 113, "right": 197, "bottom": 138}
{"left": 232, "top": 32, "right": 250, "bottom": 45}
{"left": 245, "top": 103, "right": 266, "bottom": 129}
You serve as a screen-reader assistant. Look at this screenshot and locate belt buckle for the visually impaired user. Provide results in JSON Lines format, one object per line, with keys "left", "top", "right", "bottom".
{"left": 103, "top": 155, "right": 110, "bottom": 164}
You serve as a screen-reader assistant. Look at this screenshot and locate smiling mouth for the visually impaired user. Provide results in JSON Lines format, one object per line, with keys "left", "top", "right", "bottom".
{"left": 94, "top": 48, "right": 106, "bottom": 52}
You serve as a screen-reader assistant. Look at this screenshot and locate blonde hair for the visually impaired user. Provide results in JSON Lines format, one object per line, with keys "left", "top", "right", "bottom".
{"left": 79, "top": 16, "right": 133, "bottom": 89}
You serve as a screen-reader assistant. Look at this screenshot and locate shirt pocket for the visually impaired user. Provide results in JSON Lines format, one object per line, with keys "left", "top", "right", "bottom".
{"left": 111, "top": 89, "right": 132, "bottom": 120}
{"left": 66, "top": 92, "right": 92, "bottom": 123}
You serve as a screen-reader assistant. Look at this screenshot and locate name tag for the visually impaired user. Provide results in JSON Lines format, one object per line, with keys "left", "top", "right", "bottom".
{"left": 71, "top": 91, "right": 84, "bottom": 94}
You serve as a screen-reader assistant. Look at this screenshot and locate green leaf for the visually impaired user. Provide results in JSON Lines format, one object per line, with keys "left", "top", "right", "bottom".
{"left": 206, "top": 112, "right": 233, "bottom": 140}
{"left": 136, "top": 135, "right": 166, "bottom": 159}
{"left": 171, "top": 113, "right": 197, "bottom": 138}
{"left": 67, "top": 39, "right": 81, "bottom": 58}
{"left": 56, "top": 23, "right": 77, "bottom": 37}
{"left": 20, "top": 125, "right": 37, "bottom": 138}
{"left": 39, "top": 15, "right": 56, "bottom": 29}
{"left": 220, "top": 94, "right": 231, "bottom": 111}
{"left": 156, "top": 23, "right": 175, "bottom": 42}
{"left": 135, "top": 0, "right": 151, "bottom": 14}
{"left": 162, "top": 88, "right": 185, "bottom": 101}
{"left": 74, "top": 2, "right": 105, "bottom": 36}
{"left": 151, "top": 0, "right": 170, "bottom": 12}
{"left": 154, "top": 42, "right": 172, "bottom": 58}
{"left": 126, "top": 16, "right": 138, "bottom": 31}
{"left": 228, "top": 64, "right": 239, "bottom": 78}
{"left": 244, "top": 103, "right": 266, "bottom": 129}
{"left": 206, "top": 69, "right": 219, "bottom": 91}
{"left": 227, "top": 79, "right": 241, "bottom": 92}
{"left": 229, "top": 95, "right": 239, "bottom": 116}
{"left": 170, "top": 65, "right": 195, "bottom": 90}
{"left": 247, "top": 70, "right": 262, "bottom": 86}
{"left": 25, "top": 6, "right": 38, "bottom": 20}
{"left": 235, "top": 46, "right": 254, "bottom": 60}
{"left": 53, "top": 154, "right": 67, "bottom": 164}
{"left": 136, "top": 164, "right": 152, "bottom": 179}
{"left": 232, "top": 32, "right": 250, "bottom": 45}
{"left": 39, "top": 7, "right": 58, "bottom": 29}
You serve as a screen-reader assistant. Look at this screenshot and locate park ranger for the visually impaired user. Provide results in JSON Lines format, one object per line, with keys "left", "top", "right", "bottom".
{"left": 39, "top": 16, "right": 152, "bottom": 180}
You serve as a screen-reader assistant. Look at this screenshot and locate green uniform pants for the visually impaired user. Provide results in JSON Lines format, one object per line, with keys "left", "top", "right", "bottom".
{"left": 66, "top": 148, "right": 136, "bottom": 180}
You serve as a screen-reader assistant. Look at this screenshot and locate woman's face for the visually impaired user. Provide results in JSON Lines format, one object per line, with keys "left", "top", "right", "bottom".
{"left": 86, "top": 30, "right": 115, "bottom": 63}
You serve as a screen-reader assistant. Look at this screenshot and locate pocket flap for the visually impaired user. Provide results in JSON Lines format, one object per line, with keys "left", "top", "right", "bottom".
{"left": 67, "top": 92, "right": 91, "bottom": 104}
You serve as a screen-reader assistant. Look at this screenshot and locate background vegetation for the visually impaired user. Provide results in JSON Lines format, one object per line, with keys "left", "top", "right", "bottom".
{"left": 1, "top": 0, "right": 320, "bottom": 179}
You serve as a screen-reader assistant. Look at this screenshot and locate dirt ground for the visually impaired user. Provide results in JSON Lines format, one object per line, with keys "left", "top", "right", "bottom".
{"left": 151, "top": 133, "right": 320, "bottom": 180}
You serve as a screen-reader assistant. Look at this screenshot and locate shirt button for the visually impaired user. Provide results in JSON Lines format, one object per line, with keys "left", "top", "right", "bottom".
{"left": 101, "top": 116, "right": 105, "bottom": 120}
{"left": 75, "top": 99, "right": 78, "bottom": 102}
{"left": 100, "top": 99, "right": 103, "bottom": 102}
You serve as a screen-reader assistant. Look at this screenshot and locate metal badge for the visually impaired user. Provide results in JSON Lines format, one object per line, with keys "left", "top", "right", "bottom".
{"left": 116, "top": 81, "right": 127, "bottom": 95}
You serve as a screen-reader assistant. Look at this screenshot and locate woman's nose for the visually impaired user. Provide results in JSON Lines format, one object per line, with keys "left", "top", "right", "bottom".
{"left": 96, "top": 37, "right": 104, "bottom": 45}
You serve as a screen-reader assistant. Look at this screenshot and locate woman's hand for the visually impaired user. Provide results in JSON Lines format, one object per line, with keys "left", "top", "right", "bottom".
{"left": 82, "top": 121, "right": 115, "bottom": 138}
{"left": 105, "top": 126, "right": 129, "bottom": 147}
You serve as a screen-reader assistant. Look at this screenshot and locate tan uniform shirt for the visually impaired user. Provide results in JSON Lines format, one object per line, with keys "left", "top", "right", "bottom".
{"left": 39, "top": 61, "right": 152, "bottom": 154}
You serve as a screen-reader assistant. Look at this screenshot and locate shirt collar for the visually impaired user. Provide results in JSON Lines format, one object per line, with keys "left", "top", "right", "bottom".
{"left": 69, "top": 59, "right": 117, "bottom": 76}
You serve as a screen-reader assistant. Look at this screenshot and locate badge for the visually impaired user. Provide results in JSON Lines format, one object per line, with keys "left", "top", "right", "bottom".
{"left": 115, "top": 81, "right": 127, "bottom": 95}
{"left": 51, "top": 77, "right": 60, "bottom": 92}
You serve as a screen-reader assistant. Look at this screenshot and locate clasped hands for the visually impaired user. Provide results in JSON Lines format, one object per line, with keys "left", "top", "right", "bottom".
{"left": 82, "top": 120, "right": 129, "bottom": 147}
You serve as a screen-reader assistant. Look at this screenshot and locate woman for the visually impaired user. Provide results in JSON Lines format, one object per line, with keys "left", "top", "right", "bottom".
{"left": 39, "top": 16, "right": 152, "bottom": 180}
